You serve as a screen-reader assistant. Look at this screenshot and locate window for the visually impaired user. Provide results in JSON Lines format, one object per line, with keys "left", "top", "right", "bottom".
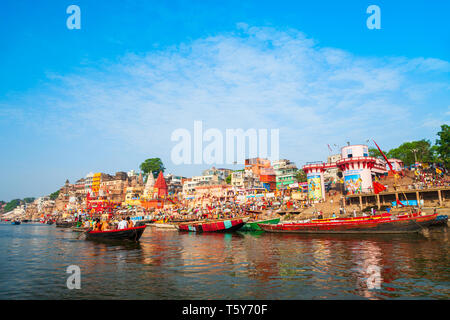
{"left": 347, "top": 149, "right": 353, "bottom": 158}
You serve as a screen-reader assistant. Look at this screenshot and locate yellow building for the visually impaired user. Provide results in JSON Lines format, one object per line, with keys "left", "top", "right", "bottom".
{"left": 124, "top": 186, "right": 143, "bottom": 206}
{"left": 92, "top": 173, "right": 102, "bottom": 194}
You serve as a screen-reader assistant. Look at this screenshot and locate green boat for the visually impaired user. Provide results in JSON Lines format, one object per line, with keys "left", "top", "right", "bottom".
{"left": 239, "top": 218, "right": 280, "bottom": 231}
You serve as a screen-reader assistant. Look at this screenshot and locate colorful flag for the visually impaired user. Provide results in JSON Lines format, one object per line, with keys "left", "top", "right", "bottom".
{"left": 373, "top": 181, "right": 386, "bottom": 194}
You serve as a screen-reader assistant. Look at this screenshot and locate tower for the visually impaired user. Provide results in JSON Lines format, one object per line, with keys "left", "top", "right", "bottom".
{"left": 153, "top": 171, "right": 168, "bottom": 198}
{"left": 302, "top": 163, "right": 326, "bottom": 202}
{"left": 143, "top": 173, "right": 155, "bottom": 198}
{"left": 336, "top": 145, "right": 376, "bottom": 194}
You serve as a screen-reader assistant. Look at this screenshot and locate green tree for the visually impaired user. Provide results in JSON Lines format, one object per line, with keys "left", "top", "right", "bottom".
{"left": 23, "top": 197, "right": 35, "bottom": 203}
{"left": 387, "top": 139, "right": 435, "bottom": 166}
{"left": 49, "top": 190, "right": 60, "bottom": 200}
{"left": 435, "top": 124, "right": 450, "bottom": 168}
{"left": 295, "top": 169, "right": 307, "bottom": 182}
{"left": 140, "top": 158, "right": 165, "bottom": 179}
{"left": 4, "top": 199, "right": 21, "bottom": 213}
{"left": 369, "top": 147, "right": 388, "bottom": 158}
{"left": 225, "top": 175, "right": 232, "bottom": 184}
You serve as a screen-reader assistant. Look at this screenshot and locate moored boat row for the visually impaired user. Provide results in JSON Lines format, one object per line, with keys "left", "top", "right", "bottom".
{"left": 258, "top": 213, "right": 438, "bottom": 234}
{"left": 14, "top": 211, "right": 445, "bottom": 243}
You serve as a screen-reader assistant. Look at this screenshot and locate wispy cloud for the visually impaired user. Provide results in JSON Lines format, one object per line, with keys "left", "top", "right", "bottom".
{"left": 2, "top": 24, "right": 449, "bottom": 172}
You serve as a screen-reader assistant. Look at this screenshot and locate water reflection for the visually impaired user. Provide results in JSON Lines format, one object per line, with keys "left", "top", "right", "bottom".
{"left": 0, "top": 223, "right": 448, "bottom": 299}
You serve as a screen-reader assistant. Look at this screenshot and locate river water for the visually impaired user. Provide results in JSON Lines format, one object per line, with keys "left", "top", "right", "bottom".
{"left": 0, "top": 223, "right": 449, "bottom": 299}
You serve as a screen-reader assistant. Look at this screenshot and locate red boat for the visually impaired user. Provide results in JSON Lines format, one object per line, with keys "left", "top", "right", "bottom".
{"left": 85, "top": 225, "right": 147, "bottom": 241}
{"left": 258, "top": 213, "right": 438, "bottom": 234}
{"left": 178, "top": 218, "right": 245, "bottom": 233}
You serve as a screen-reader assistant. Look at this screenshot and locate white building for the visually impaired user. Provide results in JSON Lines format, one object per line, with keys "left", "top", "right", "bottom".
{"left": 182, "top": 180, "right": 198, "bottom": 196}
{"left": 84, "top": 172, "right": 94, "bottom": 193}
{"left": 324, "top": 154, "right": 342, "bottom": 182}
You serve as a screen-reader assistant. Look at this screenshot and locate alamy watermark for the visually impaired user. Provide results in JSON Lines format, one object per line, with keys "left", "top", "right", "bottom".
{"left": 66, "top": 265, "right": 81, "bottom": 289}
{"left": 366, "top": 5, "right": 381, "bottom": 30}
{"left": 65, "top": 5, "right": 379, "bottom": 31}
{"left": 66, "top": 5, "right": 81, "bottom": 30}
{"left": 171, "top": 121, "right": 279, "bottom": 165}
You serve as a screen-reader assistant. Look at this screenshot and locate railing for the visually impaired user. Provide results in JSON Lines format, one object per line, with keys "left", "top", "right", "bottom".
{"left": 305, "top": 161, "right": 324, "bottom": 165}
{"left": 336, "top": 156, "right": 377, "bottom": 163}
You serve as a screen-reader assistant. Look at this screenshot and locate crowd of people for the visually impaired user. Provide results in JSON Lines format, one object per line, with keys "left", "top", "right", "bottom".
{"left": 75, "top": 216, "right": 135, "bottom": 231}
{"left": 409, "top": 167, "right": 449, "bottom": 190}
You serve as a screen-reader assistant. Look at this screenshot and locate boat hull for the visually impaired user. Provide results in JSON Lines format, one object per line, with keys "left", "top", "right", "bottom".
{"left": 258, "top": 214, "right": 438, "bottom": 234}
{"left": 429, "top": 215, "right": 448, "bottom": 227}
{"left": 71, "top": 227, "right": 89, "bottom": 232}
{"left": 11, "top": 221, "right": 21, "bottom": 225}
{"left": 56, "top": 221, "right": 77, "bottom": 228}
{"left": 239, "top": 218, "right": 280, "bottom": 231}
{"left": 178, "top": 219, "right": 245, "bottom": 233}
{"left": 149, "top": 223, "right": 178, "bottom": 230}
{"left": 85, "top": 225, "right": 147, "bottom": 241}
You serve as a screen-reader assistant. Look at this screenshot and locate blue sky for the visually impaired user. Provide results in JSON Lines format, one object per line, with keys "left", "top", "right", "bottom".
{"left": 0, "top": 0, "right": 449, "bottom": 201}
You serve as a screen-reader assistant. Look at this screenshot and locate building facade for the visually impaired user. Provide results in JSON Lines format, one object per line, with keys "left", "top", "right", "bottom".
{"left": 273, "top": 159, "right": 298, "bottom": 189}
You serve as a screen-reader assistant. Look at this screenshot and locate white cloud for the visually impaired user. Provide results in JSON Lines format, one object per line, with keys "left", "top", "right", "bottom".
{"left": 2, "top": 25, "right": 449, "bottom": 173}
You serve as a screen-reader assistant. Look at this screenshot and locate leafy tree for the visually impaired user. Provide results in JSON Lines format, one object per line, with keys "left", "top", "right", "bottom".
{"left": 49, "top": 190, "right": 60, "bottom": 200}
{"left": 225, "top": 175, "right": 232, "bottom": 184}
{"left": 4, "top": 199, "right": 21, "bottom": 213}
{"left": 140, "top": 158, "right": 165, "bottom": 179}
{"left": 23, "top": 197, "right": 35, "bottom": 203}
{"left": 435, "top": 124, "right": 450, "bottom": 168}
{"left": 369, "top": 147, "right": 388, "bottom": 158}
{"left": 295, "top": 169, "right": 307, "bottom": 182}
{"left": 387, "top": 139, "right": 435, "bottom": 166}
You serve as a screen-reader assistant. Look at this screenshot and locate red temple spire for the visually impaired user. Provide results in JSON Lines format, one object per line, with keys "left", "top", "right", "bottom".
{"left": 154, "top": 171, "right": 168, "bottom": 198}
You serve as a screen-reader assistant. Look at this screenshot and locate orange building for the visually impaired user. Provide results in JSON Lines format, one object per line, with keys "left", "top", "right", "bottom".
{"left": 245, "top": 158, "right": 272, "bottom": 176}
{"left": 245, "top": 158, "right": 276, "bottom": 191}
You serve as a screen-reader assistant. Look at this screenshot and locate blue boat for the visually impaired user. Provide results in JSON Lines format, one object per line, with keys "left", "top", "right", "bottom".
{"left": 430, "top": 215, "right": 448, "bottom": 227}
{"left": 11, "top": 221, "right": 21, "bottom": 225}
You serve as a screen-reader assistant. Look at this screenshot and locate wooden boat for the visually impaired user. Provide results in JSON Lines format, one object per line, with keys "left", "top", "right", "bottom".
{"left": 429, "top": 215, "right": 448, "bottom": 227}
{"left": 245, "top": 209, "right": 265, "bottom": 215}
{"left": 168, "top": 218, "right": 198, "bottom": 223}
{"left": 149, "top": 223, "right": 178, "bottom": 230}
{"left": 11, "top": 221, "right": 21, "bottom": 225}
{"left": 85, "top": 225, "right": 147, "bottom": 241}
{"left": 276, "top": 210, "right": 302, "bottom": 215}
{"left": 139, "top": 219, "right": 157, "bottom": 224}
{"left": 258, "top": 213, "right": 438, "bottom": 234}
{"left": 71, "top": 226, "right": 89, "bottom": 232}
{"left": 310, "top": 213, "right": 391, "bottom": 223}
{"left": 46, "top": 220, "right": 54, "bottom": 225}
{"left": 239, "top": 218, "right": 280, "bottom": 231}
{"left": 178, "top": 218, "right": 245, "bottom": 233}
{"left": 56, "top": 221, "right": 77, "bottom": 228}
